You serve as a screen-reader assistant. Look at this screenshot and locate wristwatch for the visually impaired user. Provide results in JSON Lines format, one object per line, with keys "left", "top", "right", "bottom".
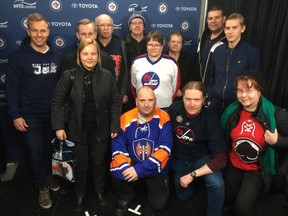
{"left": 190, "top": 171, "right": 197, "bottom": 179}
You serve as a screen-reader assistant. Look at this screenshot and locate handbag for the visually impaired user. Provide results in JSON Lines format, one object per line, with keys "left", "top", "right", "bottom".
{"left": 51, "top": 138, "right": 76, "bottom": 182}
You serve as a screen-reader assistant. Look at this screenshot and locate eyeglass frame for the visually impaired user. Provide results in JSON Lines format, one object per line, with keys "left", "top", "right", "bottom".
{"left": 147, "top": 43, "right": 163, "bottom": 48}
{"left": 97, "top": 24, "right": 113, "bottom": 29}
{"left": 235, "top": 88, "right": 257, "bottom": 95}
{"left": 130, "top": 21, "right": 144, "bottom": 26}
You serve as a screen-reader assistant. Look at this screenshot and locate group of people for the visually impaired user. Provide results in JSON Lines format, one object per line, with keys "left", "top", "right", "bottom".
{"left": 4, "top": 5, "right": 288, "bottom": 216}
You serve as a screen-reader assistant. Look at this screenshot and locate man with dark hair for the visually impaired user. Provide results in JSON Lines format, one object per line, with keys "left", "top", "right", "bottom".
{"left": 5, "top": 13, "right": 62, "bottom": 209}
{"left": 208, "top": 13, "right": 261, "bottom": 116}
{"left": 194, "top": 5, "right": 226, "bottom": 87}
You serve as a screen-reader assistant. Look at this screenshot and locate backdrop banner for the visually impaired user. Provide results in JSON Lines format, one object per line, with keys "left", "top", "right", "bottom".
{"left": 0, "top": 0, "right": 200, "bottom": 162}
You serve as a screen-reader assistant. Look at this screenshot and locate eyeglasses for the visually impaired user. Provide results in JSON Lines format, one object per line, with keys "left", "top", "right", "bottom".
{"left": 97, "top": 24, "right": 113, "bottom": 29}
{"left": 130, "top": 22, "right": 144, "bottom": 26}
{"left": 236, "top": 89, "right": 256, "bottom": 95}
{"left": 147, "top": 44, "right": 162, "bottom": 48}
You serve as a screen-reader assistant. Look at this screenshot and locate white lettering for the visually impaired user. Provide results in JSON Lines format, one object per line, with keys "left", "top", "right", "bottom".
{"left": 156, "top": 24, "right": 173, "bottom": 28}
{"left": 0, "top": 59, "right": 8, "bottom": 64}
{"left": 181, "top": 7, "right": 197, "bottom": 11}
{"left": 78, "top": 4, "right": 98, "bottom": 9}
{"left": 50, "top": 22, "right": 72, "bottom": 27}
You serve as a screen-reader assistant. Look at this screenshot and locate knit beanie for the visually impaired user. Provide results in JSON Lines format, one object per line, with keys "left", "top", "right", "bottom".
{"left": 241, "top": 70, "right": 265, "bottom": 88}
{"left": 128, "top": 9, "right": 146, "bottom": 27}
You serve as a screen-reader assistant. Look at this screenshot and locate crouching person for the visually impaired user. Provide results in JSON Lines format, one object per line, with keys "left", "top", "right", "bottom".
{"left": 168, "top": 81, "right": 227, "bottom": 216}
{"left": 110, "top": 86, "right": 173, "bottom": 216}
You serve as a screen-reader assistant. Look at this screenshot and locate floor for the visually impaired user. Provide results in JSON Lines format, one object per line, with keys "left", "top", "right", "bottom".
{"left": 0, "top": 162, "right": 287, "bottom": 216}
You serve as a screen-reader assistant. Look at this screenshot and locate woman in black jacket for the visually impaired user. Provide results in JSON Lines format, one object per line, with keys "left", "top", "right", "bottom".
{"left": 51, "top": 38, "right": 121, "bottom": 211}
{"left": 221, "top": 70, "right": 288, "bottom": 216}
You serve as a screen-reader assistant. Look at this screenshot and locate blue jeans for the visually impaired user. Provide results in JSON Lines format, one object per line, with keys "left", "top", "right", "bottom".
{"left": 172, "top": 155, "right": 225, "bottom": 216}
{"left": 22, "top": 116, "right": 53, "bottom": 188}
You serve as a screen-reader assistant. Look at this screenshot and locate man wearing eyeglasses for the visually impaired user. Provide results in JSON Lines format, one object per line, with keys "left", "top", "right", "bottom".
{"left": 131, "top": 30, "right": 181, "bottom": 111}
{"left": 60, "top": 18, "right": 115, "bottom": 78}
{"left": 122, "top": 7, "right": 147, "bottom": 113}
{"left": 95, "top": 14, "right": 129, "bottom": 107}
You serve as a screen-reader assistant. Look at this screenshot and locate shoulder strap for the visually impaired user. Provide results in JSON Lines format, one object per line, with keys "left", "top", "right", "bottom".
{"left": 68, "top": 68, "right": 75, "bottom": 92}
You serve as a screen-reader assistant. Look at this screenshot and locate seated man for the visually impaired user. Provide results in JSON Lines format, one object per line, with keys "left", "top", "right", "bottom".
{"left": 110, "top": 86, "right": 173, "bottom": 216}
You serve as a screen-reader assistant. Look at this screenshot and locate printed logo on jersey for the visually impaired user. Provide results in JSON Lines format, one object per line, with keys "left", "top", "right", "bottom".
{"left": 175, "top": 126, "right": 194, "bottom": 144}
{"left": 13, "top": 0, "right": 36, "bottom": 9}
{"left": 49, "top": 0, "right": 63, "bottom": 12}
{"left": 240, "top": 119, "right": 256, "bottom": 137}
{"left": 176, "top": 115, "right": 183, "bottom": 123}
{"left": 32, "top": 62, "right": 57, "bottom": 75}
{"left": 141, "top": 72, "right": 160, "bottom": 90}
{"left": 53, "top": 36, "right": 66, "bottom": 49}
{"left": 158, "top": 2, "right": 168, "bottom": 15}
{"left": 0, "top": 37, "right": 6, "bottom": 49}
{"left": 234, "top": 138, "right": 261, "bottom": 163}
{"left": 106, "top": 1, "right": 118, "bottom": 14}
{"left": 133, "top": 138, "right": 154, "bottom": 162}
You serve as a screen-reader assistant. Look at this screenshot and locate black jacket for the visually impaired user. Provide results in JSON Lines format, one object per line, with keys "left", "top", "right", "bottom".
{"left": 51, "top": 65, "right": 121, "bottom": 143}
{"left": 194, "top": 29, "right": 226, "bottom": 86}
{"left": 224, "top": 102, "right": 288, "bottom": 192}
{"left": 165, "top": 50, "right": 194, "bottom": 89}
{"left": 122, "top": 33, "right": 147, "bottom": 70}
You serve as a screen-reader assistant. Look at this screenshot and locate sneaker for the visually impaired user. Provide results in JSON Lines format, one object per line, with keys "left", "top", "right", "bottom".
{"left": 39, "top": 187, "right": 52, "bottom": 209}
{"left": 46, "top": 175, "right": 60, "bottom": 192}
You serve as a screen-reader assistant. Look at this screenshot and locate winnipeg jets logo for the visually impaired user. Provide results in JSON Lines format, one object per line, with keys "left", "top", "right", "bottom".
{"left": 141, "top": 72, "right": 160, "bottom": 90}
{"left": 175, "top": 126, "right": 194, "bottom": 144}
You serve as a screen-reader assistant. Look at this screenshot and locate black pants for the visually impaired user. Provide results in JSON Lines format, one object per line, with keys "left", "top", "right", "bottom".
{"left": 111, "top": 173, "right": 170, "bottom": 211}
{"left": 74, "top": 129, "right": 108, "bottom": 197}
{"left": 224, "top": 162, "right": 264, "bottom": 216}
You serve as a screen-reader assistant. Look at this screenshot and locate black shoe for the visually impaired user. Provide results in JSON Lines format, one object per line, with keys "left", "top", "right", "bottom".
{"left": 114, "top": 200, "right": 129, "bottom": 216}
{"left": 97, "top": 192, "right": 107, "bottom": 206}
{"left": 74, "top": 196, "right": 84, "bottom": 212}
{"left": 60, "top": 182, "right": 71, "bottom": 194}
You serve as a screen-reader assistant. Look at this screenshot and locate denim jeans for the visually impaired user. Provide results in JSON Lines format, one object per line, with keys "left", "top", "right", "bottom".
{"left": 22, "top": 116, "right": 54, "bottom": 188}
{"left": 172, "top": 155, "right": 225, "bottom": 216}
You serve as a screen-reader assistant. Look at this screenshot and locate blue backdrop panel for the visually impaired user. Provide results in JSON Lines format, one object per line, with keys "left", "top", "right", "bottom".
{"left": 0, "top": 0, "right": 200, "bottom": 162}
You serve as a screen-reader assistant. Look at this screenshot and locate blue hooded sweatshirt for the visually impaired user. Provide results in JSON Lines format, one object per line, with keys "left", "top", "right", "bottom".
{"left": 5, "top": 37, "right": 62, "bottom": 119}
